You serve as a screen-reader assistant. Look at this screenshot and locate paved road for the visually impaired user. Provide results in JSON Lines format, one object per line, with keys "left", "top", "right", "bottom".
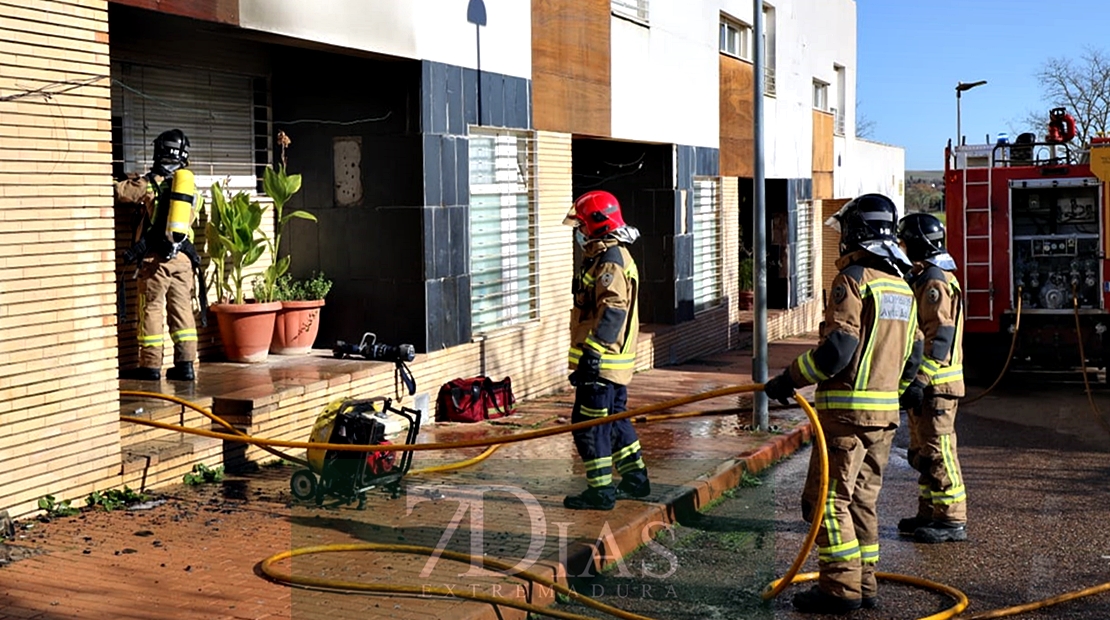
{"left": 560, "top": 383, "right": 1110, "bottom": 619}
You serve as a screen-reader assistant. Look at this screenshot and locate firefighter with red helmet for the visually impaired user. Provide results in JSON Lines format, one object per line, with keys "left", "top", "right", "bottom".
{"left": 561, "top": 190, "right": 651, "bottom": 510}
{"left": 764, "top": 194, "right": 923, "bottom": 614}
{"left": 896, "top": 212, "right": 968, "bottom": 544}
{"left": 115, "top": 129, "right": 206, "bottom": 382}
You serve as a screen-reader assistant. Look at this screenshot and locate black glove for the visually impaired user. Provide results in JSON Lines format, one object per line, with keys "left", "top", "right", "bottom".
{"left": 899, "top": 380, "right": 926, "bottom": 411}
{"left": 569, "top": 348, "right": 602, "bottom": 386}
{"left": 121, "top": 238, "right": 146, "bottom": 265}
{"left": 763, "top": 372, "right": 796, "bottom": 406}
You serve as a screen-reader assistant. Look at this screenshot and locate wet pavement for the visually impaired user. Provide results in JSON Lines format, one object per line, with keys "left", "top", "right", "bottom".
{"left": 0, "top": 337, "right": 815, "bottom": 620}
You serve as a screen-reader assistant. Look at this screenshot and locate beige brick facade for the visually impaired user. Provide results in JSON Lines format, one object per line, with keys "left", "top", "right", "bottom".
{"left": 0, "top": 0, "right": 121, "bottom": 517}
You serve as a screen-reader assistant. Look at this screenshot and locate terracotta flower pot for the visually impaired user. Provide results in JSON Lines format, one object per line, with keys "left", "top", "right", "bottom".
{"left": 271, "top": 299, "right": 326, "bottom": 355}
{"left": 738, "top": 290, "right": 754, "bottom": 311}
{"left": 210, "top": 301, "right": 282, "bottom": 363}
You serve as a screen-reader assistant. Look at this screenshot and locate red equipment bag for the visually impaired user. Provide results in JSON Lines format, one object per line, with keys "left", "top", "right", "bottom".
{"left": 435, "top": 376, "right": 517, "bottom": 423}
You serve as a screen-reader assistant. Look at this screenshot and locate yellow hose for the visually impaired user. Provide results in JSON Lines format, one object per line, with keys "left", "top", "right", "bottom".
{"left": 963, "top": 288, "right": 1022, "bottom": 406}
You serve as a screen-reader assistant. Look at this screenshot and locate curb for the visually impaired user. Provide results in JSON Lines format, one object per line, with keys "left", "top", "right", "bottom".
{"left": 458, "top": 421, "right": 815, "bottom": 620}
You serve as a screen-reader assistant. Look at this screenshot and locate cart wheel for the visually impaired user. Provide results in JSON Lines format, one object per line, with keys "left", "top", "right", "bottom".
{"left": 290, "top": 469, "right": 317, "bottom": 501}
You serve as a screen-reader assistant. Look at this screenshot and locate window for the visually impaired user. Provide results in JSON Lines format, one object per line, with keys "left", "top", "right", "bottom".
{"left": 692, "top": 177, "right": 723, "bottom": 309}
{"left": 111, "top": 62, "right": 268, "bottom": 192}
{"left": 762, "top": 5, "right": 777, "bottom": 96}
{"left": 834, "top": 64, "right": 846, "bottom": 134}
{"left": 468, "top": 129, "right": 538, "bottom": 334}
{"left": 813, "top": 80, "right": 829, "bottom": 111}
{"left": 794, "top": 201, "right": 815, "bottom": 304}
{"left": 612, "top": 0, "right": 649, "bottom": 24}
{"left": 719, "top": 15, "right": 751, "bottom": 60}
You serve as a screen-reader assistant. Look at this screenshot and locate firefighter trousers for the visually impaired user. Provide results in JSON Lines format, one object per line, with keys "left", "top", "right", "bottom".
{"left": 137, "top": 253, "right": 197, "bottom": 369}
{"left": 908, "top": 396, "right": 966, "bottom": 523}
{"left": 570, "top": 379, "right": 648, "bottom": 500}
{"left": 801, "top": 417, "right": 895, "bottom": 601}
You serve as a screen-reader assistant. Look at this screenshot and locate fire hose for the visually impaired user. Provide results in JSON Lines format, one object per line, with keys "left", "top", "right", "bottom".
{"left": 121, "top": 383, "right": 1110, "bottom": 619}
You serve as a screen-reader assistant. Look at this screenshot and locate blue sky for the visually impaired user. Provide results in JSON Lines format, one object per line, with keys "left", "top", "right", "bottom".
{"left": 857, "top": 0, "right": 1110, "bottom": 171}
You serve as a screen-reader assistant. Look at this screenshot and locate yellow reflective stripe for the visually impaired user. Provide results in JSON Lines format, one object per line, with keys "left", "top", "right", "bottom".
{"left": 931, "top": 485, "right": 967, "bottom": 505}
{"left": 816, "top": 390, "right": 900, "bottom": 410}
{"left": 171, "top": 328, "right": 197, "bottom": 343}
{"left": 584, "top": 456, "right": 612, "bottom": 480}
{"left": 920, "top": 358, "right": 941, "bottom": 381}
{"left": 931, "top": 364, "right": 964, "bottom": 384}
{"left": 579, "top": 405, "right": 608, "bottom": 418}
{"left": 940, "top": 434, "right": 962, "bottom": 488}
{"left": 798, "top": 350, "right": 829, "bottom": 383}
{"left": 823, "top": 479, "right": 841, "bottom": 546}
{"left": 138, "top": 334, "right": 164, "bottom": 346}
{"left": 818, "top": 539, "right": 861, "bottom": 563}
{"left": 860, "top": 543, "right": 880, "bottom": 565}
{"left": 582, "top": 273, "right": 596, "bottom": 286}
{"left": 899, "top": 378, "right": 911, "bottom": 391}
{"left": 613, "top": 441, "right": 641, "bottom": 462}
{"left": 616, "top": 458, "right": 646, "bottom": 474}
{"left": 599, "top": 354, "right": 636, "bottom": 370}
{"left": 919, "top": 484, "right": 931, "bottom": 500}
{"left": 584, "top": 335, "right": 607, "bottom": 354}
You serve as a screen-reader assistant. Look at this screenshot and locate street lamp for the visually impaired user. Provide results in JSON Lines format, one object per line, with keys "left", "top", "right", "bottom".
{"left": 956, "top": 80, "right": 987, "bottom": 145}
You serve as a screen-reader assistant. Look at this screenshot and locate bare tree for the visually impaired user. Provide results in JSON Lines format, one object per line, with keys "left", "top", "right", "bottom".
{"left": 1031, "top": 47, "right": 1110, "bottom": 146}
{"left": 855, "top": 100, "right": 876, "bottom": 139}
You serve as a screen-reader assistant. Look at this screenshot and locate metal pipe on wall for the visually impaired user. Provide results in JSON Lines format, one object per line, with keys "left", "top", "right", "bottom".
{"left": 752, "top": 0, "right": 769, "bottom": 430}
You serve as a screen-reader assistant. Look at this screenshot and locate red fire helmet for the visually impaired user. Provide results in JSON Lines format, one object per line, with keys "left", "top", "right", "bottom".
{"left": 563, "top": 190, "right": 627, "bottom": 239}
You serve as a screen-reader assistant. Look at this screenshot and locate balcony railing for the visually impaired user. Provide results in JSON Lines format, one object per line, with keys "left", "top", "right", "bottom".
{"left": 833, "top": 108, "right": 845, "bottom": 135}
{"left": 764, "top": 65, "right": 776, "bottom": 96}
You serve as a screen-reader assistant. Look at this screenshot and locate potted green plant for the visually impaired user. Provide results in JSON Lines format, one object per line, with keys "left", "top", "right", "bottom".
{"left": 252, "top": 165, "right": 318, "bottom": 305}
{"left": 204, "top": 181, "right": 281, "bottom": 363}
{"left": 739, "top": 256, "right": 754, "bottom": 310}
{"left": 267, "top": 271, "right": 333, "bottom": 355}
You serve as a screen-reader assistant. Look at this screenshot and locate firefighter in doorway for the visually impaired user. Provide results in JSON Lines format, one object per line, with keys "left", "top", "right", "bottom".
{"left": 764, "top": 194, "right": 923, "bottom": 614}
{"left": 115, "top": 129, "right": 206, "bottom": 382}
{"left": 561, "top": 190, "right": 651, "bottom": 511}
{"left": 896, "top": 212, "right": 969, "bottom": 544}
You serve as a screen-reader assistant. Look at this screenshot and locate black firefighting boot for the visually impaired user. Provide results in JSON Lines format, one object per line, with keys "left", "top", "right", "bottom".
{"left": 166, "top": 362, "right": 195, "bottom": 382}
{"left": 914, "top": 521, "right": 967, "bottom": 543}
{"left": 616, "top": 473, "right": 651, "bottom": 500}
{"left": 897, "top": 515, "right": 933, "bottom": 535}
{"left": 563, "top": 486, "right": 616, "bottom": 511}
{"left": 791, "top": 586, "right": 863, "bottom": 615}
{"left": 121, "top": 366, "right": 161, "bottom": 381}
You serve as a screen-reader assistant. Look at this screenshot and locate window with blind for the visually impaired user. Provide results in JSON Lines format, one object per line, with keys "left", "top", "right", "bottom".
{"left": 612, "top": 0, "right": 649, "bottom": 24}
{"left": 111, "top": 62, "right": 269, "bottom": 192}
{"left": 692, "top": 177, "right": 723, "bottom": 310}
{"left": 795, "top": 200, "right": 815, "bottom": 304}
{"left": 468, "top": 129, "right": 538, "bottom": 335}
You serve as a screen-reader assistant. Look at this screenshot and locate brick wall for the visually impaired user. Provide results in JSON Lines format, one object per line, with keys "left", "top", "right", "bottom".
{"left": 0, "top": 0, "right": 122, "bottom": 517}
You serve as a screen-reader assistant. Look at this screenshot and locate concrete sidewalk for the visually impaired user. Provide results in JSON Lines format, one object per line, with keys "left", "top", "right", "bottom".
{"left": 0, "top": 337, "right": 817, "bottom": 620}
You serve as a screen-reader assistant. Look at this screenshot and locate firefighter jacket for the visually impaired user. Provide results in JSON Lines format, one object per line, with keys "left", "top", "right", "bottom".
{"left": 568, "top": 237, "right": 640, "bottom": 386}
{"left": 115, "top": 174, "right": 200, "bottom": 264}
{"left": 908, "top": 262, "right": 965, "bottom": 397}
{"left": 787, "top": 251, "right": 923, "bottom": 426}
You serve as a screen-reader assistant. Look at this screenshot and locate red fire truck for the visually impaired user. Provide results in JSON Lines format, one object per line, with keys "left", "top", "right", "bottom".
{"left": 945, "top": 109, "right": 1110, "bottom": 380}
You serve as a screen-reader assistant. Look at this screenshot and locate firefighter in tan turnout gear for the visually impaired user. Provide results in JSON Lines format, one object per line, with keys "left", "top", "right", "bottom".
{"left": 896, "top": 212, "right": 968, "bottom": 544}
{"left": 115, "top": 129, "right": 206, "bottom": 382}
{"left": 561, "top": 190, "right": 651, "bottom": 511}
{"left": 764, "top": 194, "right": 923, "bottom": 614}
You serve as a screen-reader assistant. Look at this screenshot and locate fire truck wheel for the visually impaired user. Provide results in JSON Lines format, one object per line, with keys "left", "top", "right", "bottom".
{"left": 290, "top": 469, "right": 318, "bottom": 501}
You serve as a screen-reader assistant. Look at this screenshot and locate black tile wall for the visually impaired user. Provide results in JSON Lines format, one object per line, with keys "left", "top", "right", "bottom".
{"left": 447, "top": 64, "right": 464, "bottom": 135}
{"left": 440, "top": 135, "right": 458, "bottom": 207}
{"left": 423, "top": 134, "right": 442, "bottom": 206}
{"left": 673, "top": 233, "right": 693, "bottom": 280}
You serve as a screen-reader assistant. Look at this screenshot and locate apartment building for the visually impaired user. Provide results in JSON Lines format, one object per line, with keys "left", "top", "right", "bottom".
{"left": 0, "top": 0, "right": 902, "bottom": 516}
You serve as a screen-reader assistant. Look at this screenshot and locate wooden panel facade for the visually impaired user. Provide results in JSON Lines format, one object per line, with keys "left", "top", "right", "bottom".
{"left": 107, "top": 0, "right": 238, "bottom": 24}
{"left": 812, "top": 110, "right": 834, "bottom": 200}
{"left": 820, "top": 198, "right": 852, "bottom": 294}
{"left": 0, "top": 0, "right": 121, "bottom": 517}
{"left": 719, "top": 55, "right": 754, "bottom": 178}
{"left": 532, "top": 0, "right": 611, "bottom": 136}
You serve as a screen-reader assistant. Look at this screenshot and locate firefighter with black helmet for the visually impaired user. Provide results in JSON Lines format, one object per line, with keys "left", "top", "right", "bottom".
{"left": 561, "top": 190, "right": 651, "bottom": 511}
{"left": 896, "top": 212, "right": 968, "bottom": 544}
{"left": 764, "top": 193, "right": 923, "bottom": 614}
{"left": 115, "top": 129, "right": 206, "bottom": 382}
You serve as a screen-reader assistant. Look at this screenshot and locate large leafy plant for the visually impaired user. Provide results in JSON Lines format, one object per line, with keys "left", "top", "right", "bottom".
{"left": 254, "top": 166, "right": 317, "bottom": 303}
{"left": 205, "top": 181, "right": 267, "bottom": 305}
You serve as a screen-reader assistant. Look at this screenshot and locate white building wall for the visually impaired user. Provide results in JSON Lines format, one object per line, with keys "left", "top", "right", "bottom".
{"left": 836, "top": 137, "right": 906, "bottom": 212}
{"left": 238, "top": 0, "right": 531, "bottom": 79}
{"left": 718, "top": 0, "right": 857, "bottom": 179}
{"left": 609, "top": 6, "right": 719, "bottom": 148}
